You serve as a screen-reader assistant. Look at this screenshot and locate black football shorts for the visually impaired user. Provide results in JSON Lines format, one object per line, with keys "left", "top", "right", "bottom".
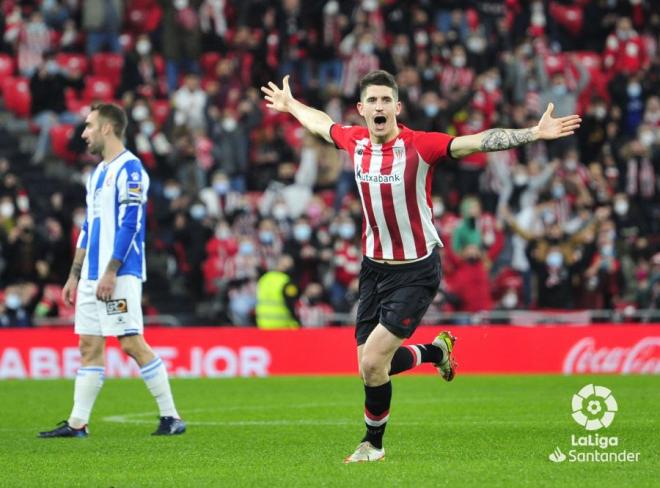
{"left": 355, "top": 247, "right": 441, "bottom": 345}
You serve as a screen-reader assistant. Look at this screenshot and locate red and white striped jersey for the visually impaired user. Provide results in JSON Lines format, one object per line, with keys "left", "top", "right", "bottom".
{"left": 330, "top": 124, "right": 454, "bottom": 260}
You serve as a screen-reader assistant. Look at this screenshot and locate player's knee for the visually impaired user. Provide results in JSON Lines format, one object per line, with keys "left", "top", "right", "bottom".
{"left": 79, "top": 337, "right": 104, "bottom": 364}
{"left": 360, "top": 356, "right": 388, "bottom": 383}
{"left": 119, "top": 336, "right": 151, "bottom": 361}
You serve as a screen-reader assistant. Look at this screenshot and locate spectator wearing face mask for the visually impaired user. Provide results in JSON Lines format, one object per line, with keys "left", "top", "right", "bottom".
{"left": 255, "top": 218, "right": 284, "bottom": 272}
{"left": 444, "top": 245, "right": 493, "bottom": 313}
{"left": 209, "top": 97, "right": 262, "bottom": 193}
{"left": 284, "top": 217, "right": 319, "bottom": 290}
{"left": 580, "top": 223, "right": 624, "bottom": 309}
{"left": 29, "top": 54, "right": 84, "bottom": 163}
{"left": 578, "top": 98, "right": 610, "bottom": 159}
{"left": 330, "top": 215, "right": 360, "bottom": 312}
{"left": 118, "top": 34, "right": 161, "bottom": 98}
{"left": 296, "top": 282, "right": 334, "bottom": 328}
{"left": 603, "top": 17, "right": 648, "bottom": 76}
{"left": 535, "top": 49, "right": 590, "bottom": 157}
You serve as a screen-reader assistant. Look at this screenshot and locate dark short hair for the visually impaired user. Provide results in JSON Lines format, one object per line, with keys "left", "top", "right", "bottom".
{"left": 359, "top": 70, "right": 399, "bottom": 101}
{"left": 90, "top": 102, "right": 127, "bottom": 138}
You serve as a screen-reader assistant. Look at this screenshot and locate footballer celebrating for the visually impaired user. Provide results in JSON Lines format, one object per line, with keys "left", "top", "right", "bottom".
{"left": 262, "top": 70, "right": 580, "bottom": 462}
{"left": 38, "top": 104, "right": 185, "bottom": 438}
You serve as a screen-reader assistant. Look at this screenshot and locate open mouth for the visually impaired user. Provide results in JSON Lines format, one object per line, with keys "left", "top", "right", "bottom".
{"left": 374, "top": 115, "right": 387, "bottom": 131}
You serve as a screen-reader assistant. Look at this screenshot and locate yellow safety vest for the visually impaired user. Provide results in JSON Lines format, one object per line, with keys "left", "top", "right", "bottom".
{"left": 256, "top": 271, "right": 299, "bottom": 329}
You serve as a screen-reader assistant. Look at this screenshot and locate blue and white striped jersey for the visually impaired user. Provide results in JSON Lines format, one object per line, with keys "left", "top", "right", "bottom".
{"left": 77, "top": 149, "right": 150, "bottom": 281}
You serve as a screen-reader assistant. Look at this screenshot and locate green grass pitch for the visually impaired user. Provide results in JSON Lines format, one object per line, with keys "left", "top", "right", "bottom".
{"left": 1, "top": 375, "right": 658, "bottom": 487}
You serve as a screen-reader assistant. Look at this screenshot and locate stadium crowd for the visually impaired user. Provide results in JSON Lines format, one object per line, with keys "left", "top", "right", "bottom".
{"left": 0, "top": 0, "right": 658, "bottom": 327}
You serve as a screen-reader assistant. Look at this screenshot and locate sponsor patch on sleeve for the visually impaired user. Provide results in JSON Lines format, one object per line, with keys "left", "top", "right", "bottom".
{"left": 127, "top": 181, "right": 142, "bottom": 201}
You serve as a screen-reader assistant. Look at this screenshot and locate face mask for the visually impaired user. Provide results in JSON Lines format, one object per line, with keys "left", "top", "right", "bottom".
{"left": 239, "top": 242, "right": 254, "bottom": 256}
{"left": 190, "top": 204, "right": 206, "bottom": 220}
{"left": 424, "top": 105, "right": 439, "bottom": 118}
{"left": 639, "top": 131, "right": 654, "bottom": 147}
{"left": 136, "top": 39, "right": 151, "bottom": 56}
{"left": 73, "top": 213, "right": 86, "bottom": 228}
{"left": 222, "top": 118, "right": 237, "bottom": 132}
{"left": 565, "top": 159, "right": 577, "bottom": 171}
{"left": 433, "top": 202, "right": 444, "bottom": 217}
{"left": 141, "top": 121, "right": 155, "bottom": 137}
{"left": 5, "top": 293, "right": 21, "bottom": 310}
{"left": 133, "top": 105, "right": 149, "bottom": 122}
{"left": 614, "top": 200, "right": 629, "bottom": 216}
{"left": 552, "top": 184, "right": 565, "bottom": 199}
{"left": 215, "top": 227, "right": 231, "bottom": 240}
{"left": 465, "top": 256, "right": 480, "bottom": 264}
{"left": 546, "top": 251, "right": 563, "bottom": 268}
{"left": 627, "top": 83, "right": 641, "bottom": 98}
{"left": 259, "top": 231, "right": 274, "bottom": 244}
{"left": 174, "top": 0, "right": 188, "bottom": 9}
{"left": 0, "top": 202, "right": 15, "bottom": 218}
{"left": 163, "top": 186, "right": 181, "bottom": 200}
{"left": 513, "top": 173, "right": 528, "bottom": 186}
{"left": 358, "top": 42, "right": 375, "bottom": 55}
{"left": 307, "top": 296, "right": 321, "bottom": 306}
{"left": 307, "top": 205, "right": 322, "bottom": 220}
{"left": 594, "top": 106, "right": 607, "bottom": 120}
{"left": 213, "top": 181, "right": 230, "bottom": 194}
{"left": 293, "top": 225, "right": 311, "bottom": 242}
{"left": 616, "top": 29, "right": 629, "bottom": 40}
{"left": 273, "top": 205, "right": 288, "bottom": 220}
{"left": 452, "top": 56, "right": 466, "bottom": 68}
{"left": 338, "top": 224, "right": 355, "bottom": 240}
{"left": 45, "top": 60, "right": 58, "bottom": 75}
{"left": 600, "top": 244, "right": 614, "bottom": 257}
{"left": 552, "top": 84, "right": 567, "bottom": 96}
{"left": 484, "top": 78, "right": 498, "bottom": 92}
{"left": 502, "top": 292, "right": 518, "bottom": 309}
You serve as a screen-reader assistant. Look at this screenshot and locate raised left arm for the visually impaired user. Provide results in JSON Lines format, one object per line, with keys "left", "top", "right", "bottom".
{"left": 449, "top": 103, "right": 581, "bottom": 158}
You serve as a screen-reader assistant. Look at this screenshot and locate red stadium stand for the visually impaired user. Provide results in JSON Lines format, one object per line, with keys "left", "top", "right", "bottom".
{"left": 151, "top": 99, "right": 171, "bottom": 127}
{"left": 50, "top": 124, "right": 77, "bottom": 163}
{"left": 55, "top": 53, "right": 89, "bottom": 75}
{"left": 2, "top": 77, "right": 31, "bottom": 118}
{"left": 83, "top": 76, "right": 114, "bottom": 102}
{"left": 200, "top": 52, "right": 221, "bottom": 76}
{"left": 91, "top": 53, "right": 124, "bottom": 87}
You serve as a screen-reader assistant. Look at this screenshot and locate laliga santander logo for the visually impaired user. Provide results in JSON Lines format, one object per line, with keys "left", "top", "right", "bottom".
{"left": 571, "top": 384, "right": 617, "bottom": 431}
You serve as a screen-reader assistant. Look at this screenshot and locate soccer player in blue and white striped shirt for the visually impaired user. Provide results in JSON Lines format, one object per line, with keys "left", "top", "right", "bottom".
{"left": 39, "top": 103, "right": 185, "bottom": 438}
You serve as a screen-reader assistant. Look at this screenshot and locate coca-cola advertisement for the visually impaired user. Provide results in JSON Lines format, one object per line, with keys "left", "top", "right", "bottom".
{"left": 0, "top": 326, "right": 658, "bottom": 379}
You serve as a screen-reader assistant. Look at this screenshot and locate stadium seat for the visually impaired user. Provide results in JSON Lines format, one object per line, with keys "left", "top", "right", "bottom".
{"left": 0, "top": 54, "right": 15, "bottom": 87}
{"left": 91, "top": 53, "right": 124, "bottom": 86}
{"left": 151, "top": 99, "right": 171, "bottom": 127}
{"left": 83, "top": 76, "right": 114, "bottom": 102}
{"left": 200, "top": 52, "right": 221, "bottom": 76}
{"left": 55, "top": 53, "right": 89, "bottom": 74}
{"left": 50, "top": 124, "right": 78, "bottom": 163}
{"left": 2, "top": 77, "right": 31, "bottom": 118}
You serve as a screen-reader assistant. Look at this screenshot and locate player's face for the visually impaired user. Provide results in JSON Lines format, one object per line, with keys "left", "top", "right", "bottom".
{"left": 357, "top": 85, "right": 401, "bottom": 143}
{"left": 81, "top": 111, "right": 105, "bottom": 156}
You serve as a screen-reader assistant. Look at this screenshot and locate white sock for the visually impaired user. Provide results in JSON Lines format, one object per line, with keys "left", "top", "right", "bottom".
{"left": 140, "top": 357, "right": 179, "bottom": 418}
{"left": 69, "top": 366, "right": 104, "bottom": 427}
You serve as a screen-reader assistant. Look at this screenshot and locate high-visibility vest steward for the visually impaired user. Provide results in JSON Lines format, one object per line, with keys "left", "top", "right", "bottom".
{"left": 256, "top": 271, "right": 299, "bottom": 329}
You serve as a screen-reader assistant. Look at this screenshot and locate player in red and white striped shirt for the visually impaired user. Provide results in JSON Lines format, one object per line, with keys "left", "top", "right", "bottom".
{"left": 262, "top": 70, "right": 581, "bottom": 463}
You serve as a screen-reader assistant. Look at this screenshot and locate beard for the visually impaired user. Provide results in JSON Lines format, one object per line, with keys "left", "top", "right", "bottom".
{"left": 88, "top": 141, "right": 103, "bottom": 156}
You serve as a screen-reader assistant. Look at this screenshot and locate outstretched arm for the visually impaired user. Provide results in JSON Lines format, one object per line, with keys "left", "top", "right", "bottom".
{"left": 449, "top": 103, "right": 581, "bottom": 158}
{"left": 261, "top": 75, "right": 334, "bottom": 143}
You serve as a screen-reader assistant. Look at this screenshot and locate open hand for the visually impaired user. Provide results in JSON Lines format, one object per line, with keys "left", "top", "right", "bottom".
{"left": 261, "top": 75, "right": 294, "bottom": 113}
{"left": 536, "top": 103, "right": 581, "bottom": 140}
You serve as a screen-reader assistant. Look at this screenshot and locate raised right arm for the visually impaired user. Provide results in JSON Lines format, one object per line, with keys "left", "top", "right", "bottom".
{"left": 261, "top": 75, "right": 334, "bottom": 144}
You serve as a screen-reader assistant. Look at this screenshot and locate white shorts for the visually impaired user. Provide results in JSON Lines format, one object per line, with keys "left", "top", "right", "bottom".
{"left": 74, "top": 275, "right": 144, "bottom": 337}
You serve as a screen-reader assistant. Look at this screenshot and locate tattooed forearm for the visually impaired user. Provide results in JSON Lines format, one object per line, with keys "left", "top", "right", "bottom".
{"left": 69, "top": 262, "right": 82, "bottom": 279}
{"left": 69, "top": 248, "right": 86, "bottom": 279}
{"left": 105, "top": 259, "right": 122, "bottom": 274}
{"left": 480, "top": 128, "right": 536, "bottom": 152}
